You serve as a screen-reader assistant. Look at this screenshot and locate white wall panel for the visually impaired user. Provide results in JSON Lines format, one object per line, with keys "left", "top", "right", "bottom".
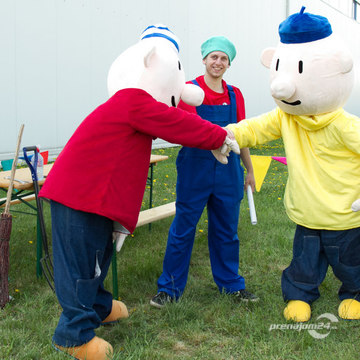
{"left": 1, "top": 0, "right": 359, "bottom": 159}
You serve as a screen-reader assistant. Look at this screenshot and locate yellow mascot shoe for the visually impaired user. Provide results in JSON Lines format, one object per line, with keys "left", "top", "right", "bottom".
{"left": 338, "top": 299, "right": 360, "bottom": 320}
{"left": 54, "top": 336, "right": 113, "bottom": 360}
{"left": 284, "top": 300, "right": 311, "bottom": 322}
{"left": 102, "top": 300, "right": 129, "bottom": 324}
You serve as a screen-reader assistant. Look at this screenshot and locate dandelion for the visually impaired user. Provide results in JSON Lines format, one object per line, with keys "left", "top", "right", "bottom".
{"left": 15, "top": 289, "right": 20, "bottom": 293}
{"left": 28, "top": 241, "right": 33, "bottom": 244}
{"left": 199, "top": 229, "right": 204, "bottom": 233}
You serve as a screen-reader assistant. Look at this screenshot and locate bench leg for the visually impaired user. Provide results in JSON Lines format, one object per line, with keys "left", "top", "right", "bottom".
{"left": 148, "top": 164, "right": 154, "bottom": 231}
{"left": 112, "top": 244, "right": 118, "bottom": 299}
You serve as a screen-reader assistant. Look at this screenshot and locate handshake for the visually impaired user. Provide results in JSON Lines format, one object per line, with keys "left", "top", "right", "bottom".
{"left": 212, "top": 129, "right": 240, "bottom": 164}
{"left": 113, "top": 128, "right": 240, "bottom": 253}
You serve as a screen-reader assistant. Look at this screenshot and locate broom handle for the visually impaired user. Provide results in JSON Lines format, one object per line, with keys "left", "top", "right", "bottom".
{"left": 4, "top": 124, "right": 25, "bottom": 215}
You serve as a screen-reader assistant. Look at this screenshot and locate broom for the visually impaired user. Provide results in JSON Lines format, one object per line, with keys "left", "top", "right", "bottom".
{"left": 0, "top": 124, "right": 24, "bottom": 308}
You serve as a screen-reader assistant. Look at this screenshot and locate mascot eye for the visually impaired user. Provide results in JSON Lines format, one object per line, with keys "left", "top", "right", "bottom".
{"left": 178, "top": 61, "right": 181, "bottom": 70}
{"left": 275, "top": 59, "right": 279, "bottom": 71}
{"left": 299, "top": 61, "right": 303, "bottom": 74}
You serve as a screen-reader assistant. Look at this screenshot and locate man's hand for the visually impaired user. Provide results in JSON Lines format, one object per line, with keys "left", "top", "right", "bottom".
{"left": 244, "top": 171, "right": 255, "bottom": 192}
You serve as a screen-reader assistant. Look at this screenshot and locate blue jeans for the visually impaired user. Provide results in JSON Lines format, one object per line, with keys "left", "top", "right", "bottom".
{"left": 282, "top": 225, "right": 360, "bottom": 304}
{"left": 51, "top": 201, "right": 114, "bottom": 347}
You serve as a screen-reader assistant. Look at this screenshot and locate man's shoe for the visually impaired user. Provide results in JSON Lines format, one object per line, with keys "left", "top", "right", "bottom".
{"left": 150, "top": 292, "right": 174, "bottom": 309}
{"left": 231, "top": 289, "right": 259, "bottom": 302}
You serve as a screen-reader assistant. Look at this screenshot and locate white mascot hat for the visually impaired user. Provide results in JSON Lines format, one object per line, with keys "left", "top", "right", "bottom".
{"left": 107, "top": 24, "right": 204, "bottom": 108}
{"left": 140, "top": 25, "right": 180, "bottom": 53}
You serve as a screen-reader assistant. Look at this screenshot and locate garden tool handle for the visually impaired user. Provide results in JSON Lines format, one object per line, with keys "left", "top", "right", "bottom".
{"left": 5, "top": 124, "right": 25, "bottom": 215}
{"left": 23, "top": 146, "right": 39, "bottom": 183}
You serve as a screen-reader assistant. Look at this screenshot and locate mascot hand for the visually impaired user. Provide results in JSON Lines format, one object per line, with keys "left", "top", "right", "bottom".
{"left": 113, "top": 232, "right": 127, "bottom": 252}
{"left": 224, "top": 128, "right": 240, "bottom": 155}
{"left": 211, "top": 147, "right": 228, "bottom": 164}
{"left": 351, "top": 199, "right": 360, "bottom": 212}
{"left": 211, "top": 131, "right": 240, "bottom": 164}
{"left": 113, "top": 222, "right": 130, "bottom": 252}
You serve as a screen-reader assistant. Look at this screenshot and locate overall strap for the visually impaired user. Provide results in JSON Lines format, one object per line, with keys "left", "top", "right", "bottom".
{"left": 191, "top": 79, "right": 237, "bottom": 124}
{"left": 227, "top": 85, "right": 237, "bottom": 124}
{"left": 191, "top": 79, "right": 200, "bottom": 87}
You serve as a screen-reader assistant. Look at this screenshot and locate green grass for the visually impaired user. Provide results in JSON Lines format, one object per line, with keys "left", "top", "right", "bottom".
{"left": 1, "top": 140, "right": 360, "bottom": 359}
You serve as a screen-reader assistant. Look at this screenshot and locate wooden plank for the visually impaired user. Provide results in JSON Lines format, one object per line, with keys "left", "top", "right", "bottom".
{"left": 136, "top": 202, "right": 176, "bottom": 227}
{"left": 0, "top": 164, "right": 53, "bottom": 190}
{"left": 149, "top": 154, "right": 168, "bottom": 164}
{"left": 0, "top": 194, "right": 36, "bottom": 207}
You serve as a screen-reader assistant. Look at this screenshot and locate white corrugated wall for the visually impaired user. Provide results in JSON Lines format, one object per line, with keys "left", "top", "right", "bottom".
{"left": 1, "top": 0, "right": 359, "bottom": 159}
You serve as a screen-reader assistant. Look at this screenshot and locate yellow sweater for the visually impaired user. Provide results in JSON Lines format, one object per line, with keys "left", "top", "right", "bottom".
{"left": 227, "top": 107, "right": 360, "bottom": 230}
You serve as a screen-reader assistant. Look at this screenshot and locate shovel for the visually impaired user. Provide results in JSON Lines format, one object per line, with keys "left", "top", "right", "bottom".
{"left": 23, "top": 146, "right": 54, "bottom": 292}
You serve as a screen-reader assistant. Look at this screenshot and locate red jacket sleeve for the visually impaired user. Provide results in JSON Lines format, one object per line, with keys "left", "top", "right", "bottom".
{"left": 177, "top": 99, "right": 197, "bottom": 114}
{"left": 128, "top": 90, "right": 226, "bottom": 150}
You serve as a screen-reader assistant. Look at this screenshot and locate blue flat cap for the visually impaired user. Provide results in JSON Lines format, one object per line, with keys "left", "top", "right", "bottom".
{"left": 279, "top": 6, "right": 332, "bottom": 44}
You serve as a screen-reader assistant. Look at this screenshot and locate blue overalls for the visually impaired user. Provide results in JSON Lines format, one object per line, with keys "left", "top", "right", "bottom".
{"left": 157, "top": 82, "right": 245, "bottom": 299}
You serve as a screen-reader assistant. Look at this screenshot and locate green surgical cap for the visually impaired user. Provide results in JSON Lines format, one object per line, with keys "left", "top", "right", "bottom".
{"left": 201, "top": 36, "right": 236, "bottom": 64}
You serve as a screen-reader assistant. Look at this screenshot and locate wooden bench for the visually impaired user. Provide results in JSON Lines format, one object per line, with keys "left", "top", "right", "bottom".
{"left": 0, "top": 195, "right": 176, "bottom": 226}
{"left": 136, "top": 201, "right": 176, "bottom": 227}
{"left": 111, "top": 201, "right": 176, "bottom": 299}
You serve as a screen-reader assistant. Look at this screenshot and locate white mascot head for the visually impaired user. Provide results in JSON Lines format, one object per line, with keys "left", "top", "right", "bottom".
{"left": 260, "top": 6, "right": 354, "bottom": 116}
{"left": 107, "top": 24, "right": 204, "bottom": 107}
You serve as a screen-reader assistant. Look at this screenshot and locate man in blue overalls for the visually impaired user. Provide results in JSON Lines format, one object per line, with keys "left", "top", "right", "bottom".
{"left": 151, "top": 36, "right": 258, "bottom": 308}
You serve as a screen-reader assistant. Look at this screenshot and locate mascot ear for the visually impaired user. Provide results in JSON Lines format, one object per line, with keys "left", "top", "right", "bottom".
{"left": 144, "top": 46, "right": 157, "bottom": 68}
{"left": 261, "top": 47, "right": 276, "bottom": 68}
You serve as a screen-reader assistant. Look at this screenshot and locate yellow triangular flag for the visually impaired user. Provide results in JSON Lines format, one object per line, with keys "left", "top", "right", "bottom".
{"left": 250, "top": 155, "right": 272, "bottom": 192}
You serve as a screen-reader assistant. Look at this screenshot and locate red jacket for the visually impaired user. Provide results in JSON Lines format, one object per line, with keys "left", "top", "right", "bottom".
{"left": 39, "top": 88, "right": 226, "bottom": 233}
